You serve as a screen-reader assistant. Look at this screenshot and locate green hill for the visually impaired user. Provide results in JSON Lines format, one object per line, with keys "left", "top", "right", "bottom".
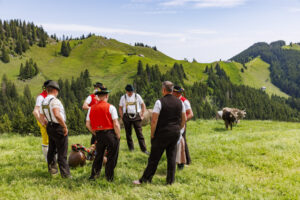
{"left": 240, "top": 57, "right": 289, "bottom": 98}
{"left": 0, "top": 36, "right": 210, "bottom": 95}
{"left": 0, "top": 35, "right": 289, "bottom": 98}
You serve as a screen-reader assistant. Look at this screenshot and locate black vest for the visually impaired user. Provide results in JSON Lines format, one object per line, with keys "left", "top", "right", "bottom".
{"left": 155, "top": 94, "right": 182, "bottom": 138}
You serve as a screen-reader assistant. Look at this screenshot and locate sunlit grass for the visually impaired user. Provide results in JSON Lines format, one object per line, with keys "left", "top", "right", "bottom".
{"left": 0, "top": 120, "right": 299, "bottom": 199}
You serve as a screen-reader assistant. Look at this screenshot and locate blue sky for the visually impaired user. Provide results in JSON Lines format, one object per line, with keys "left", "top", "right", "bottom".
{"left": 1, "top": 0, "right": 300, "bottom": 62}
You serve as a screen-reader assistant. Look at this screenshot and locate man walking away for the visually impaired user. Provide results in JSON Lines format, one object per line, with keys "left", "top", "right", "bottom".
{"left": 86, "top": 86, "right": 121, "bottom": 181}
{"left": 39, "top": 81, "right": 71, "bottom": 178}
{"left": 133, "top": 81, "right": 186, "bottom": 185}
{"left": 119, "top": 84, "right": 149, "bottom": 154}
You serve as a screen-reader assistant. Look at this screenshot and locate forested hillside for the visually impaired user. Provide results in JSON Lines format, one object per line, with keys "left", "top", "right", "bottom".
{"left": 231, "top": 40, "right": 300, "bottom": 98}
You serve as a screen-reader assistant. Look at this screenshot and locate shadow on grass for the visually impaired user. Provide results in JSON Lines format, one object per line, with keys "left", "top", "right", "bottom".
{"left": 213, "top": 127, "right": 228, "bottom": 132}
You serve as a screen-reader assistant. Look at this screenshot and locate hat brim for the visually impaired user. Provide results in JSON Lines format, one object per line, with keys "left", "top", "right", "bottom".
{"left": 47, "top": 86, "right": 60, "bottom": 91}
{"left": 95, "top": 90, "right": 110, "bottom": 95}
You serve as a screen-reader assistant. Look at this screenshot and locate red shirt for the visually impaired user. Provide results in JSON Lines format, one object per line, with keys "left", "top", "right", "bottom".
{"left": 89, "top": 94, "right": 98, "bottom": 107}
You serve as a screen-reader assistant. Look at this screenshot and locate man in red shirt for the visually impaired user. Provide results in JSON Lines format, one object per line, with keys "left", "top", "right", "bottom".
{"left": 83, "top": 82, "right": 103, "bottom": 145}
{"left": 86, "top": 86, "right": 121, "bottom": 181}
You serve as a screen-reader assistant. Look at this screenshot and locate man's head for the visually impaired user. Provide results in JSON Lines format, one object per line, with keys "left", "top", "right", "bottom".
{"left": 43, "top": 80, "right": 52, "bottom": 90}
{"left": 95, "top": 86, "right": 110, "bottom": 101}
{"left": 173, "top": 85, "right": 183, "bottom": 98}
{"left": 46, "top": 81, "right": 60, "bottom": 96}
{"left": 125, "top": 84, "right": 134, "bottom": 96}
{"left": 162, "top": 81, "right": 173, "bottom": 96}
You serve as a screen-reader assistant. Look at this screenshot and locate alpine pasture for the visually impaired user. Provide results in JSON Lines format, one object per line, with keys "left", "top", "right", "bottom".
{"left": 0, "top": 120, "right": 299, "bottom": 200}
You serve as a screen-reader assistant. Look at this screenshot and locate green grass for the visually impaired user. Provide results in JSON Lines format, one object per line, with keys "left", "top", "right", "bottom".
{"left": 282, "top": 43, "right": 300, "bottom": 51}
{"left": 0, "top": 120, "right": 299, "bottom": 199}
{"left": 239, "top": 57, "right": 289, "bottom": 97}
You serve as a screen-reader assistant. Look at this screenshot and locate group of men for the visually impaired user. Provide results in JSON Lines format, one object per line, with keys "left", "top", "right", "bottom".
{"left": 33, "top": 79, "right": 193, "bottom": 184}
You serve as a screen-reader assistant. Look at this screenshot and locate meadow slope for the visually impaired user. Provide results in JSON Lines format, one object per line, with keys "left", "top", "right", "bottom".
{"left": 0, "top": 120, "right": 299, "bottom": 200}
{"left": 0, "top": 36, "right": 288, "bottom": 98}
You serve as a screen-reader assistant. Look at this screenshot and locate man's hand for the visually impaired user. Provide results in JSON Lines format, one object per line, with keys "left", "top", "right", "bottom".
{"left": 116, "top": 132, "right": 121, "bottom": 140}
{"left": 92, "top": 130, "right": 96, "bottom": 136}
{"left": 63, "top": 126, "right": 68, "bottom": 136}
{"left": 140, "top": 113, "right": 144, "bottom": 120}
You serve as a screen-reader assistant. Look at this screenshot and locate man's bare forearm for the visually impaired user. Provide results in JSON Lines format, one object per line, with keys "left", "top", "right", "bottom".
{"left": 151, "top": 113, "right": 159, "bottom": 138}
{"left": 113, "top": 119, "right": 121, "bottom": 139}
{"left": 86, "top": 120, "right": 95, "bottom": 135}
{"left": 119, "top": 106, "right": 123, "bottom": 118}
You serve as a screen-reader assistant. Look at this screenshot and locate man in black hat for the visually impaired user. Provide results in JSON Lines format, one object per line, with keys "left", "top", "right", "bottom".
{"left": 39, "top": 81, "right": 71, "bottom": 178}
{"left": 119, "top": 84, "right": 148, "bottom": 154}
{"left": 133, "top": 81, "right": 186, "bottom": 185}
{"left": 86, "top": 86, "right": 121, "bottom": 181}
{"left": 83, "top": 82, "right": 103, "bottom": 145}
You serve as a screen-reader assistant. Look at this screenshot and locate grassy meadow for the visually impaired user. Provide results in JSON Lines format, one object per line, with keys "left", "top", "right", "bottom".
{"left": 0, "top": 120, "right": 299, "bottom": 200}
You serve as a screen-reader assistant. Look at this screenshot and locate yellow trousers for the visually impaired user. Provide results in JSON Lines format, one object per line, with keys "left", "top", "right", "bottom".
{"left": 37, "top": 121, "right": 49, "bottom": 146}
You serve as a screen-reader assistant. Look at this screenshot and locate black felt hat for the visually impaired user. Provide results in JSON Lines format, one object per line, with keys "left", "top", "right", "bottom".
{"left": 47, "top": 81, "right": 60, "bottom": 91}
{"left": 95, "top": 86, "right": 110, "bottom": 95}
{"left": 125, "top": 84, "right": 134, "bottom": 92}
{"left": 93, "top": 82, "right": 103, "bottom": 88}
{"left": 43, "top": 80, "right": 52, "bottom": 88}
{"left": 173, "top": 85, "right": 183, "bottom": 93}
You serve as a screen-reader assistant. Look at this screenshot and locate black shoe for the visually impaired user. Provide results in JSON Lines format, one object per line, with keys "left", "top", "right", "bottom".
{"left": 143, "top": 151, "right": 150, "bottom": 155}
{"left": 177, "top": 164, "right": 184, "bottom": 170}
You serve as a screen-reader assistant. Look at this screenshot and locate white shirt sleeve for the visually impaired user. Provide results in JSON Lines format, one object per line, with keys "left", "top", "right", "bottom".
{"left": 51, "top": 99, "right": 61, "bottom": 109}
{"left": 86, "top": 108, "right": 91, "bottom": 121}
{"left": 35, "top": 95, "right": 44, "bottom": 107}
{"left": 153, "top": 100, "right": 161, "bottom": 114}
{"left": 109, "top": 105, "right": 118, "bottom": 120}
{"left": 184, "top": 99, "right": 191, "bottom": 111}
{"left": 119, "top": 95, "right": 124, "bottom": 107}
{"left": 181, "top": 102, "right": 186, "bottom": 113}
{"left": 85, "top": 95, "right": 92, "bottom": 105}
{"left": 137, "top": 94, "right": 144, "bottom": 104}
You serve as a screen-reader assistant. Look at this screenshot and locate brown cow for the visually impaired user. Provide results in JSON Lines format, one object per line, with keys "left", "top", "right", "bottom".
{"left": 222, "top": 107, "right": 246, "bottom": 130}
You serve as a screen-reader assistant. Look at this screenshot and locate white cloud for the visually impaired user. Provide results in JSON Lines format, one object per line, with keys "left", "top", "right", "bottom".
{"left": 144, "top": 10, "right": 178, "bottom": 14}
{"left": 41, "top": 23, "right": 217, "bottom": 38}
{"left": 41, "top": 23, "right": 183, "bottom": 38}
{"left": 187, "top": 29, "right": 217, "bottom": 34}
{"left": 161, "top": 0, "right": 247, "bottom": 8}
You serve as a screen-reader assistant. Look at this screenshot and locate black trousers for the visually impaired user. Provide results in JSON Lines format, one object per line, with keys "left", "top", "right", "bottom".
{"left": 183, "top": 125, "right": 191, "bottom": 164}
{"left": 91, "top": 134, "right": 96, "bottom": 145}
{"left": 123, "top": 114, "right": 147, "bottom": 152}
{"left": 140, "top": 133, "right": 179, "bottom": 184}
{"left": 91, "top": 129, "right": 120, "bottom": 181}
{"left": 46, "top": 123, "right": 70, "bottom": 177}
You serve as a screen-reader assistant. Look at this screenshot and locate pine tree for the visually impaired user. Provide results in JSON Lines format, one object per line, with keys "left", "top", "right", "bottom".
{"left": 137, "top": 60, "right": 143, "bottom": 75}
{"left": 1, "top": 47, "right": 10, "bottom": 63}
